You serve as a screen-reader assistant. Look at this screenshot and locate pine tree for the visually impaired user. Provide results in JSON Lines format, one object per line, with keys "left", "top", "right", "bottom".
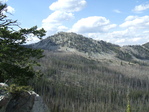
{"left": 126, "top": 99, "right": 131, "bottom": 112}
{"left": 0, "top": 3, "right": 46, "bottom": 85}
{"left": 126, "top": 88, "right": 132, "bottom": 112}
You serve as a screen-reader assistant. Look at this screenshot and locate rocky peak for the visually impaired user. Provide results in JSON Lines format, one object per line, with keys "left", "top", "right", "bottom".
{"left": 29, "top": 32, "right": 120, "bottom": 54}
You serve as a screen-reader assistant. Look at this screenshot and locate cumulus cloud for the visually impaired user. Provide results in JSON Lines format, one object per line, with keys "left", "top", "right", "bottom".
{"left": 70, "top": 16, "right": 116, "bottom": 33}
{"left": 49, "top": 0, "right": 86, "bottom": 12}
{"left": 115, "top": 38, "right": 142, "bottom": 45}
{"left": 108, "top": 28, "right": 141, "bottom": 44}
{"left": 83, "top": 15, "right": 149, "bottom": 45}
{"left": 104, "top": 16, "right": 149, "bottom": 45}
{"left": 42, "top": 11, "right": 73, "bottom": 35}
{"left": 42, "top": 0, "right": 87, "bottom": 36}
{"left": 42, "top": 11, "right": 74, "bottom": 24}
{"left": 88, "top": 29, "right": 149, "bottom": 45}
{"left": 109, "top": 29, "right": 135, "bottom": 39}
{"left": 133, "top": 3, "right": 149, "bottom": 13}
{"left": 120, "top": 16, "right": 149, "bottom": 30}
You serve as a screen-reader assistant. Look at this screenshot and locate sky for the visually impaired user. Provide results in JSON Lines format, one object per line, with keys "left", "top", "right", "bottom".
{"left": 1, "top": 0, "right": 149, "bottom": 45}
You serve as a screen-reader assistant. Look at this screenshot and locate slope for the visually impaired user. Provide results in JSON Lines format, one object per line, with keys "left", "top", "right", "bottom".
{"left": 28, "top": 32, "right": 149, "bottom": 112}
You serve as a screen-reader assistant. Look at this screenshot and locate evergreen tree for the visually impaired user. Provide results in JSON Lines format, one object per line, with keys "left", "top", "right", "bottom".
{"left": 0, "top": 3, "right": 46, "bottom": 85}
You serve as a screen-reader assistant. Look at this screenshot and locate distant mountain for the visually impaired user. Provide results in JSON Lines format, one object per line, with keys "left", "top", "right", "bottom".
{"left": 28, "top": 32, "right": 149, "bottom": 65}
{"left": 143, "top": 42, "right": 149, "bottom": 49}
{"left": 120, "top": 45, "right": 149, "bottom": 60}
{"left": 29, "top": 32, "right": 120, "bottom": 52}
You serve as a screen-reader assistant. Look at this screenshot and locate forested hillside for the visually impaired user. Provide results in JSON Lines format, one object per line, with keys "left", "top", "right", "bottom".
{"left": 29, "top": 32, "right": 149, "bottom": 112}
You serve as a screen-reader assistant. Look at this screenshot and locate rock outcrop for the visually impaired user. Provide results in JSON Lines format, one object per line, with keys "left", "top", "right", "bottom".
{"left": 0, "top": 83, "right": 50, "bottom": 112}
{"left": 0, "top": 83, "right": 9, "bottom": 112}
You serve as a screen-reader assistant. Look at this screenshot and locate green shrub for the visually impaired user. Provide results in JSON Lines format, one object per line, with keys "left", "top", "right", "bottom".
{"left": 6, "top": 84, "right": 33, "bottom": 94}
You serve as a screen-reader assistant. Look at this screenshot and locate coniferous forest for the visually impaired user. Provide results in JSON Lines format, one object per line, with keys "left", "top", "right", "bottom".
{"left": 31, "top": 50, "right": 149, "bottom": 112}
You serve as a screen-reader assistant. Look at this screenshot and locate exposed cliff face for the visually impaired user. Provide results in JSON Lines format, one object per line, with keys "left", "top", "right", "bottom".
{"left": 0, "top": 83, "right": 50, "bottom": 112}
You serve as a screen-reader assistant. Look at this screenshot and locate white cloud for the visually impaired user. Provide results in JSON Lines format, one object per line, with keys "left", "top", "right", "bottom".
{"left": 115, "top": 38, "right": 142, "bottom": 45}
{"left": 124, "top": 16, "right": 138, "bottom": 21}
{"left": 143, "top": 30, "right": 149, "bottom": 34}
{"left": 6, "top": 6, "right": 15, "bottom": 14}
{"left": 42, "top": 11, "right": 74, "bottom": 24}
{"left": 131, "top": 37, "right": 141, "bottom": 42}
{"left": 83, "top": 19, "right": 149, "bottom": 45}
{"left": 113, "top": 9, "right": 121, "bottom": 13}
{"left": 25, "top": 34, "right": 41, "bottom": 44}
{"left": 57, "top": 25, "right": 68, "bottom": 31}
{"left": 120, "top": 16, "right": 149, "bottom": 30}
{"left": 49, "top": 0, "right": 86, "bottom": 12}
{"left": 26, "top": 37, "right": 41, "bottom": 44}
{"left": 104, "top": 16, "right": 149, "bottom": 45}
{"left": 133, "top": 3, "right": 149, "bottom": 13}
{"left": 42, "top": 11, "right": 73, "bottom": 35}
{"left": 70, "top": 16, "right": 116, "bottom": 33}
{"left": 109, "top": 29, "right": 135, "bottom": 38}
{"left": 2, "top": 5, "right": 15, "bottom": 14}
{"left": 42, "top": 0, "right": 87, "bottom": 36}
{"left": 104, "top": 27, "right": 149, "bottom": 45}
{"left": 115, "top": 38, "right": 125, "bottom": 44}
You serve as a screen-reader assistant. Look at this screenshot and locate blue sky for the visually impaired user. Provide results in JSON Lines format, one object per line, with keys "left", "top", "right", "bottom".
{"left": 1, "top": 0, "right": 149, "bottom": 45}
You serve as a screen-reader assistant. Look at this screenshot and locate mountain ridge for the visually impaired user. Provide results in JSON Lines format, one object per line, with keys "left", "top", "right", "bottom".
{"left": 28, "top": 32, "right": 149, "bottom": 65}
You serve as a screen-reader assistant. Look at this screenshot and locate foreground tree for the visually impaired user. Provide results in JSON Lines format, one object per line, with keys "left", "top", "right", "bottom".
{"left": 0, "top": 3, "right": 46, "bottom": 85}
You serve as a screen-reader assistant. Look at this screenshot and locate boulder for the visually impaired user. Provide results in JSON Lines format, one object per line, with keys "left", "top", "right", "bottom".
{"left": 31, "top": 91, "right": 50, "bottom": 112}
{"left": 0, "top": 83, "right": 50, "bottom": 112}
{"left": 5, "top": 91, "right": 50, "bottom": 112}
